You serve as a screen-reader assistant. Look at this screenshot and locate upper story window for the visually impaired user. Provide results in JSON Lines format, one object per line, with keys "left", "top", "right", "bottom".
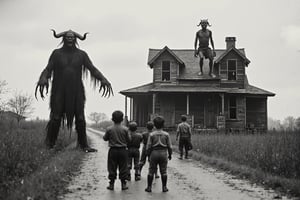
{"left": 162, "top": 61, "right": 170, "bottom": 81}
{"left": 229, "top": 96, "right": 237, "bottom": 119}
{"left": 227, "top": 59, "right": 237, "bottom": 80}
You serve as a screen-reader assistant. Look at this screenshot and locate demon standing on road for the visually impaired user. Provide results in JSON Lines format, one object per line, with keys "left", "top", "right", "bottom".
{"left": 35, "top": 29, "right": 113, "bottom": 152}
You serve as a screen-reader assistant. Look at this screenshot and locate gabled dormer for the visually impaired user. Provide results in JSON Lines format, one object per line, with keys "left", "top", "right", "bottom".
{"left": 148, "top": 46, "right": 184, "bottom": 84}
{"left": 215, "top": 37, "right": 250, "bottom": 89}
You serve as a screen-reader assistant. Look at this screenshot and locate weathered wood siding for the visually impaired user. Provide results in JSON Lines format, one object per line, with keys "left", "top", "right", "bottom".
{"left": 225, "top": 95, "right": 246, "bottom": 130}
{"left": 174, "top": 94, "right": 186, "bottom": 124}
{"left": 132, "top": 95, "right": 151, "bottom": 127}
{"left": 152, "top": 52, "right": 179, "bottom": 83}
{"left": 173, "top": 93, "right": 220, "bottom": 128}
{"left": 246, "top": 97, "right": 267, "bottom": 131}
{"left": 155, "top": 94, "right": 175, "bottom": 127}
{"left": 178, "top": 79, "right": 220, "bottom": 87}
{"left": 219, "top": 51, "right": 245, "bottom": 88}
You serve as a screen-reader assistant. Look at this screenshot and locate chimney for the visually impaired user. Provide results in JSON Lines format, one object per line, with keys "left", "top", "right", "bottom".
{"left": 225, "top": 37, "right": 236, "bottom": 49}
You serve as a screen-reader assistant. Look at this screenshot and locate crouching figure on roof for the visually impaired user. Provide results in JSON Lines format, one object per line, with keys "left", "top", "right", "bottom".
{"left": 35, "top": 29, "right": 113, "bottom": 152}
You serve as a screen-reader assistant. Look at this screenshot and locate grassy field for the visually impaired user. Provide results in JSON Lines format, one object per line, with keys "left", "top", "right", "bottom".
{"left": 0, "top": 119, "right": 84, "bottom": 200}
{"left": 170, "top": 130, "right": 300, "bottom": 197}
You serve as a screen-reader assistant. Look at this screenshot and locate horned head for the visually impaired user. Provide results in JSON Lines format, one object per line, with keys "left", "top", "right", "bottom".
{"left": 197, "top": 19, "right": 211, "bottom": 27}
{"left": 51, "top": 29, "right": 89, "bottom": 40}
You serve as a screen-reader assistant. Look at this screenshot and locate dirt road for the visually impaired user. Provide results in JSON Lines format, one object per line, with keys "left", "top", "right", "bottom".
{"left": 61, "top": 129, "right": 292, "bottom": 200}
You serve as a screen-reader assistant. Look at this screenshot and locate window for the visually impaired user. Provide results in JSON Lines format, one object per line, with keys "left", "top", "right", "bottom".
{"left": 162, "top": 61, "right": 170, "bottom": 81}
{"left": 229, "top": 96, "right": 237, "bottom": 119}
{"left": 227, "top": 60, "right": 237, "bottom": 80}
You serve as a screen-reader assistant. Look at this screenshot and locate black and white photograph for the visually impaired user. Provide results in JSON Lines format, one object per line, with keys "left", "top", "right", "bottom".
{"left": 0, "top": 0, "right": 299, "bottom": 199}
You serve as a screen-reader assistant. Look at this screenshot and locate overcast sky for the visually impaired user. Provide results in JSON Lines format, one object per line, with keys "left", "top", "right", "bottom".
{"left": 0, "top": 0, "right": 299, "bottom": 121}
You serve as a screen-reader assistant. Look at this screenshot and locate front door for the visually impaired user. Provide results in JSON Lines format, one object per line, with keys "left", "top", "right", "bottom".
{"left": 204, "top": 95, "right": 217, "bottom": 128}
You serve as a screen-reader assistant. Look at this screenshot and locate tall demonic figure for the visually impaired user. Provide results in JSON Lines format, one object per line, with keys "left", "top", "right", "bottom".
{"left": 35, "top": 29, "right": 113, "bottom": 152}
{"left": 194, "top": 19, "right": 216, "bottom": 77}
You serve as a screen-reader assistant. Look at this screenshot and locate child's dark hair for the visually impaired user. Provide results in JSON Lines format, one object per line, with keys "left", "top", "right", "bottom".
{"left": 112, "top": 110, "right": 123, "bottom": 123}
{"left": 128, "top": 121, "right": 137, "bottom": 131}
{"left": 181, "top": 115, "right": 187, "bottom": 122}
{"left": 153, "top": 116, "right": 164, "bottom": 129}
{"left": 146, "top": 121, "right": 154, "bottom": 130}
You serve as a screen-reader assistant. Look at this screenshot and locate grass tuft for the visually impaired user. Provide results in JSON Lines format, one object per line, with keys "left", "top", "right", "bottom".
{"left": 0, "top": 119, "right": 84, "bottom": 200}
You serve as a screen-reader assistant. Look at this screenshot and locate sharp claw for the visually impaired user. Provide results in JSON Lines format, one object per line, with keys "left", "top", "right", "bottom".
{"left": 101, "top": 87, "right": 106, "bottom": 97}
{"left": 35, "top": 85, "right": 39, "bottom": 100}
{"left": 46, "top": 84, "right": 49, "bottom": 94}
{"left": 110, "top": 88, "right": 114, "bottom": 96}
{"left": 105, "top": 87, "right": 109, "bottom": 97}
{"left": 40, "top": 86, "right": 44, "bottom": 99}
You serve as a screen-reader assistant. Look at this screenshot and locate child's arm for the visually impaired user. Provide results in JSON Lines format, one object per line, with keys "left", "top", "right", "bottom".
{"left": 145, "top": 135, "right": 152, "bottom": 156}
{"left": 103, "top": 129, "right": 109, "bottom": 141}
{"left": 167, "top": 134, "right": 172, "bottom": 160}
{"left": 176, "top": 125, "right": 180, "bottom": 141}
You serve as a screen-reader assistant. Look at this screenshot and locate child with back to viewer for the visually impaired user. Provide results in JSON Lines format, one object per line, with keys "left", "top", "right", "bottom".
{"left": 139, "top": 121, "right": 160, "bottom": 179}
{"left": 127, "top": 121, "right": 143, "bottom": 181}
{"left": 145, "top": 116, "right": 172, "bottom": 193}
{"left": 103, "top": 110, "right": 131, "bottom": 191}
{"left": 176, "top": 115, "right": 192, "bottom": 159}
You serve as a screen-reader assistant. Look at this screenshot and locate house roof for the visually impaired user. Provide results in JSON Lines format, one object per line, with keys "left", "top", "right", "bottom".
{"left": 120, "top": 82, "right": 275, "bottom": 97}
{"left": 148, "top": 46, "right": 184, "bottom": 67}
{"left": 214, "top": 47, "right": 250, "bottom": 65}
{"left": 148, "top": 47, "right": 248, "bottom": 79}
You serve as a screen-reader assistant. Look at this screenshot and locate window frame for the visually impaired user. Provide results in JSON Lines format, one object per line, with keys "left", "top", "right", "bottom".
{"left": 161, "top": 60, "right": 171, "bottom": 81}
{"left": 227, "top": 59, "right": 237, "bottom": 81}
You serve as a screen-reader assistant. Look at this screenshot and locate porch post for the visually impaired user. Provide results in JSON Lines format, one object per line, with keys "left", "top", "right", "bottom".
{"left": 220, "top": 94, "right": 225, "bottom": 115}
{"left": 130, "top": 98, "right": 133, "bottom": 121}
{"left": 152, "top": 93, "right": 156, "bottom": 114}
{"left": 125, "top": 96, "right": 128, "bottom": 117}
{"left": 186, "top": 93, "right": 190, "bottom": 115}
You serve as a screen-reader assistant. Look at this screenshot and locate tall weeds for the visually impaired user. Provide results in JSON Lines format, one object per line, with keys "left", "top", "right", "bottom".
{"left": 0, "top": 120, "right": 76, "bottom": 199}
{"left": 170, "top": 131, "right": 300, "bottom": 180}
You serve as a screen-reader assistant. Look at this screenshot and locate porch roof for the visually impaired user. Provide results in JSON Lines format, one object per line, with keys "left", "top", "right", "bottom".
{"left": 120, "top": 83, "right": 275, "bottom": 97}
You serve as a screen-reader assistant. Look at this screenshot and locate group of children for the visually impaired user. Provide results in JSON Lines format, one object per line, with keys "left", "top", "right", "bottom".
{"left": 103, "top": 110, "right": 191, "bottom": 193}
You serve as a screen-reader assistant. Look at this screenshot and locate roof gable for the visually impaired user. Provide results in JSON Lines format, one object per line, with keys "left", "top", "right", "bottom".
{"left": 214, "top": 47, "right": 250, "bottom": 66}
{"left": 148, "top": 46, "right": 184, "bottom": 68}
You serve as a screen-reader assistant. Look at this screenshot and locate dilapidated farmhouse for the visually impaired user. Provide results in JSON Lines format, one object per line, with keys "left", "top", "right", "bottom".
{"left": 120, "top": 37, "right": 275, "bottom": 132}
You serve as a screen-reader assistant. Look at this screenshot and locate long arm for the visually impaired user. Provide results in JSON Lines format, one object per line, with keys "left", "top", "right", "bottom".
{"left": 210, "top": 30, "right": 215, "bottom": 51}
{"left": 35, "top": 51, "right": 55, "bottom": 99}
{"left": 83, "top": 51, "right": 113, "bottom": 97}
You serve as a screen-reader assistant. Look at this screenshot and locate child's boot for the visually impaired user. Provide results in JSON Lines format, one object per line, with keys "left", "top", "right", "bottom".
{"left": 106, "top": 179, "right": 114, "bottom": 190}
{"left": 145, "top": 174, "right": 153, "bottom": 192}
{"left": 162, "top": 175, "right": 169, "bottom": 192}
{"left": 121, "top": 179, "right": 128, "bottom": 190}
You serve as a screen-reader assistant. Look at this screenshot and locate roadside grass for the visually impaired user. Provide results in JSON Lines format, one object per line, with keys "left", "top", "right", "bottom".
{"left": 0, "top": 119, "right": 85, "bottom": 200}
{"left": 170, "top": 131, "right": 300, "bottom": 197}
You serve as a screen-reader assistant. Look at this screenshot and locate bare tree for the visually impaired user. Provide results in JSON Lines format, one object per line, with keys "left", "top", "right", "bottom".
{"left": 283, "top": 116, "right": 296, "bottom": 131}
{"left": 88, "top": 112, "right": 107, "bottom": 125}
{"left": 268, "top": 117, "right": 282, "bottom": 131}
{"left": 295, "top": 117, "right": 300, "bottom": 131}
{"left": 0, "top": 80, "right": 8, "bottom": 111}
{"left": 7, "top": 91, "right": 34, "bottom": 122}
